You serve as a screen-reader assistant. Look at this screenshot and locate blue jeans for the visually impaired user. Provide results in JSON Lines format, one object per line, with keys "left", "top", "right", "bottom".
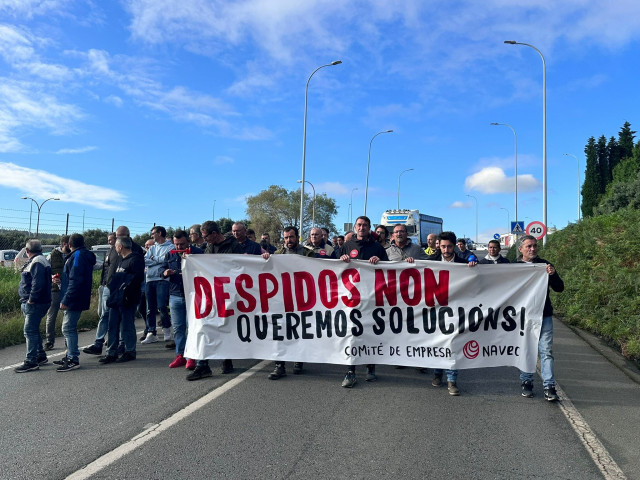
{"left": 95, "top": 286, "right": 110, "bottom": 347}
{"left": 45, "top": 290, "right": 60, "bottom": 344}
{"left": 22, "top": 302, "right": 49, "bottom": 363}
{"left": 434, "top": 369, "right": 458, "bottom": 382}
{"left": 145, "top": 280, "right": 171, "bottom": 334}
{"left": 62, "top": 310, "right": 82, "bottom": 362}
{"left": 520, "top": 315, "right": 555, "bottom": 388}
{"left": 169, "top": 295, "right": 187, "bottom": 355}
{"left": 107, "top": 304, "right": 137, "bottom": 356}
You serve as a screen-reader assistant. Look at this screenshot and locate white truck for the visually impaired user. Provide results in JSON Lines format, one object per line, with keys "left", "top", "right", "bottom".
{"left": 378, "top": 209, "right": 443, "bottom": 247}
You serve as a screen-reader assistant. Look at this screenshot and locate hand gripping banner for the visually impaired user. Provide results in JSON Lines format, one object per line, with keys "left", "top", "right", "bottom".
{"left": 183, "top": 255, "right": 549, "bottom": 372}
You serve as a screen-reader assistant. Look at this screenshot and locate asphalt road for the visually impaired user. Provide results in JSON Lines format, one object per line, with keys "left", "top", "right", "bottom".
{"left": 0, "top": 317, "right": 638, "bottom": 480}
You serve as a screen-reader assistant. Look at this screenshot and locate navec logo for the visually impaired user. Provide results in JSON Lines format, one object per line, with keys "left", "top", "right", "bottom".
{"left": 463, "top": 340, "right": 480, "bottom": 359}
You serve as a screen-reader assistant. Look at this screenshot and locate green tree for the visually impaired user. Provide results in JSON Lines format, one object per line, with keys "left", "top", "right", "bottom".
{"left": 607, "top": 136, "right": 620, "bottom": 180}
{"left": 582, "top": 137, "right": 600, "bottom": 217}
{"left": 246, "top": 185, "right": 337, "bottom": 240}
{"left": 618, "top": 121, "right": 636, "bottom": 160}
{"left": 82, "top": 228, "right": 110, "bottom": 248}
{"left": 596, "top": 135, "right": 610, "bottom": 192}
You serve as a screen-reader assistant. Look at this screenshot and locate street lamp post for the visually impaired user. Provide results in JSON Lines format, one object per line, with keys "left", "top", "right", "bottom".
{"left": 466, "top": 194, "right": 478, "bottom": 245}
{"left": 213, "top": 200, "right": 216, "bottom": 221}
{"left": 563, "top": 153, "right": 581, "bottom": 221}
{"left": 504, "top": 40, "right": 547, "bottom": 244}
{"left": 397, "top": 168, "right": 414, "bottom": 209}
{"left": 350, "top": 187, "right": 358, "bottom": 229}
{"left": 21, "top": 197, "right": 60, "bottom": 238}
{"left": 364, "top": 129, "right": 393, "bottom": 216}
{"left": 500, "top": 207, "right": 510, "bottom": 234}
{"left": 299, "top": 60, "right": 342, "bottom": 241}
{"left": 490, "top": 122, "right": 518, "bottom": 224}
{"left": 297, "top": 180, "right": 316, "bottom": 227}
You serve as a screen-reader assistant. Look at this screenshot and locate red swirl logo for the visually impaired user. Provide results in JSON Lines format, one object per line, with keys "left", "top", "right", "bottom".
{"left": 349, "top": 249, "right": 358, "bottom": 258}
{"left": 463, "top": 340, "right": 480, "bottom": 359}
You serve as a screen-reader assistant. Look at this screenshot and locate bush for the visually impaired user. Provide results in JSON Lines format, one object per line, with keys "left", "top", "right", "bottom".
{"left": 539, "top": 208, "right": 640, "bottom": 359}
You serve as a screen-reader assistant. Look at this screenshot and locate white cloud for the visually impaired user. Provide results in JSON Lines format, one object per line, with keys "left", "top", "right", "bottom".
{"left": 214, "top": 155, "right": 234, "bottom": 165}
{"left": 0, "top": 162, "right": 127, "bottom": 210}
{"left": 55, "top": 146, "right": 97, "bottom": 154}
{"left": 315, "top": 182, "right": 349, "bottom": 196}
{"left": 449, "top": 201, "right": 470, "bottom": 209}
{"left": 104, "top": 95, "right": 123, "bottom": 107}
{"left": 465, "top": 167, "right": 540, "bottom": 194}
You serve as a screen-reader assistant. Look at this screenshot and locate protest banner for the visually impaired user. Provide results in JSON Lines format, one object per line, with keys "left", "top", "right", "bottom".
{"left": 183, "top": 255, "right": 549, "bottom": 372}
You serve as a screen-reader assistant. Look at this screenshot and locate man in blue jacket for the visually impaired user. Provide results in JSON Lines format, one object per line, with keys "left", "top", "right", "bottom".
{"left": 15, "top": 239, "right": 52, "bottom": 373}
{"left": 57, "top": 233, "right": 96, "bottom": 372}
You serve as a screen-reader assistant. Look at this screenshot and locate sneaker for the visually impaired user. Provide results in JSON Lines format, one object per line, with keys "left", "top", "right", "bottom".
{"left": 98, "top": 355, "right": 118, "bottom": 364}
{"left": 544, "top": 386, "right": 559, "bottom": 402}
{"left": 185, "top": 358, "right": 196, "bottom": 370}
{"left": 293, "top": 362, "right": 303, "bottom": 374}
{"left": 44, "top": 342, "right": 54, "bottom": 351}
{"left": 169, "top": 354, "right": 187, "bottom": 368}
{"left": 37, "top": 355, "right": 48, "bottom": 366}
{"left": 186, "top": 365, "right": 213, "bottom": 381}
{"left": 162, "top": 327, "right": 173, "bottom": 341}
{"left": 165, "top": 341, "right": 176, "bottom": 349}
{"left": 521, "top": 380, "right": 534, "bottom": 398}
{"left": 221, "top": 359, "right": 234, "bottom": 374}
{"left": 15, "top": 361, "right": 39, "bottom": 373}
{"left": 53, "top": 358, "right": 67, "bottom": 365}
{"left": 341, "top": 371, "right": 357, "bottom": 388}
{"left": 432, "top": 373, "right": 443, "bottom": 387}
{"left": 268, "top": 364, "right": 287, "bottom": 380}
{"left": 83, "top": 344, "right": 103, "bottom": 355}
{"left": 141, "top": 333, "right": 158, "bottom": 344}
{"left": 447, "top": 381, "right": 460, "bottom": 396}
{"left": 116, "top": 352, "right": 136, "bottom": 363}
{"left": 139, "top": 333, "right": 147, "bottom": 342}
{"left": 56, "top": 358, "right": 80, "bottom": 372}
{"left": 365, "top": 366, "right": 377, "bottom": 382}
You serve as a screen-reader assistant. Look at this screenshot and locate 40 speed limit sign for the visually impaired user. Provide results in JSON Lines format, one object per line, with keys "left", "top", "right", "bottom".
{"left": 526, "top": 221, "right": 547, "bottom": 240}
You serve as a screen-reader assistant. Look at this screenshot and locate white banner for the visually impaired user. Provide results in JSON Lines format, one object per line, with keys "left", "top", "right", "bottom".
{"left": 183, "top": 255, "right": 549, "bottom": 372}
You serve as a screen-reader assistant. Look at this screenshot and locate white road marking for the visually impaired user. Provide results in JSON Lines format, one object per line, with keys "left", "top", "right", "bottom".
{"left": 64, "top": 360, "right": 269, "bottom": 480}
{"left": 555, "top": 383, "right": 627, "bottom": 480}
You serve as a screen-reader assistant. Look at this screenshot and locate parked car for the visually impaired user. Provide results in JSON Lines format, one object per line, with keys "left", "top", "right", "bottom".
{"left": 1, "top": 249, "right": 19, "bottom": 268}
{"left": 14, "top": 245, "right": 57, "bottom": 271}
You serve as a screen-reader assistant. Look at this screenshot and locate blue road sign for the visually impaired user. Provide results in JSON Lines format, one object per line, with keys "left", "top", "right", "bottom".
{"left": 511, "top": 221, "right": 525, "bottom": 234}
{"left": 493, "top": 233, "right": 501, "bottom": 240}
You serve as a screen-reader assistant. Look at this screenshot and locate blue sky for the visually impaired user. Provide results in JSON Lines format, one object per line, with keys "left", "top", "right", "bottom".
{"left": 1, "top": 0, "right": 639, "bottom": 241}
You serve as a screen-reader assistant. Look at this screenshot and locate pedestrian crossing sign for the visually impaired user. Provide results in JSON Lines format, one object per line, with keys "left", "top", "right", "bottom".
{"left": 511, "top": 221, "right": 524, "bottom": 234}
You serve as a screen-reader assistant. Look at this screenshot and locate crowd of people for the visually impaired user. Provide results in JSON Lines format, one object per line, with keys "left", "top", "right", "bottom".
{"left": 15, "top": 216, "right": 564, "bottom": 401}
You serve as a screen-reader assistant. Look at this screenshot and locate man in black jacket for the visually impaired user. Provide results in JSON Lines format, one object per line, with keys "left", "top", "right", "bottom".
{"left": 99, "top": 236, "right": 145, "bottom": 364}
{"left": 516, "top": 235, "right": 564, "bottom": 401}
{"left": 426, "top": 231, "right": 477, "bottom": 395}
{"left": 339, "top": 216, "right": 389, "bottom": 387}
{"left": 479, "top": 240, "right": 510, "bottom": 264}
{"left": 187, "top": 221, "right": 243, "bottom": 381}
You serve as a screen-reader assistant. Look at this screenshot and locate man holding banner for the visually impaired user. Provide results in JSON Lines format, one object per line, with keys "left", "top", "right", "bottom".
{"left": 516, "top": 235, "right": 564, "bottom": 401}
{"left": 262, "top": 226, "right": 315, "bottom": 380}
{"left": 339, "top": 215, "right": 389, "bottom": 387}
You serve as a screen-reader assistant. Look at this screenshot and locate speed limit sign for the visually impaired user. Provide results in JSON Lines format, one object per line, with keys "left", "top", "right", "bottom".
{"left": 526, "top": 221, "right": 547, "bottom": 240}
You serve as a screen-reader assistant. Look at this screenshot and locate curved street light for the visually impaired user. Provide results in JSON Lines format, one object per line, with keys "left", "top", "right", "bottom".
{"left": 364, "top": 129, "right": 393, "bottom": 216}
{"left": 297, "top": 180, "right": 316, "bottom": 227}
{"left": 21, "top": 196, "right": 60, "bottom": 238}
{"left": 299, "top": 60, "right": 342, "bottom": 241}
{"left": 466, "top": 194, "right": 478, "bottom": 246}
{"left": 504, "top": 40, "right": 547, "bottom": 244}
{"left": 563, "top": 153, "right": 581, "bottom": 221}
{"left": 500, "top": 207, "right": 510, "bottom": 234}
{"left": 350, "top": 187, "right": 358, "bottom": 229}
{"left": 397, "top": 168, "right": 414, "bottom": 209}
{"left": 490, "top": 122, "right": 518, "bottom": 225}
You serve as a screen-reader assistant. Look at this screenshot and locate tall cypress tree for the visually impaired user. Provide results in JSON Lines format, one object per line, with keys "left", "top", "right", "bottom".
{"left": 596, "top": 135, "right": 610, "bottom": 192}
{"left": 607, "top": 136, "right": 620, "bottom": 181}
{"left": 618, "top": 121, "right": 636, "bottom": 160}
{"left": 582, "top": 136, "right": 600, "bottom": 217}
